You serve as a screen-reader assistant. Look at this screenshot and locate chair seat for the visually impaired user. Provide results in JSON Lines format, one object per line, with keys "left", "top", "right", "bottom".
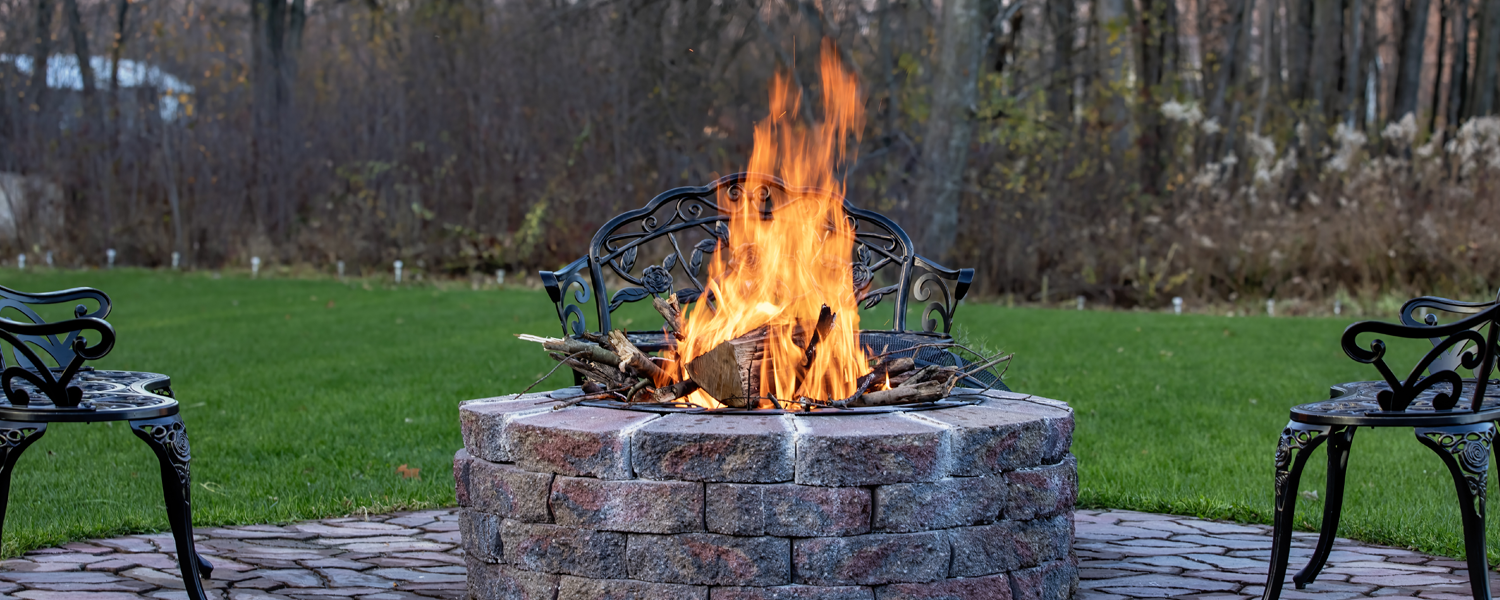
{"left": 1291, "top": 380, "right": 1500, "bottom": 427}
{"left": 0, "top": 369, "right": 177, "bottom": 423}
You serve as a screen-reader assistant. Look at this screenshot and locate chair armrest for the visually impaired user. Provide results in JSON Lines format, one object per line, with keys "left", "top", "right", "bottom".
{"left": 0, "top": 285, "right": 111, "bottom": 320}
{"left": 540, "top": 258, "right": 594, "bottom": 337}
{"left": 1341, "top": 303, "right": 1500, "bottom": 413}
{"left": 907, "top": 255, "right": 974, "bottom": 333}
{"left": 0, "top": 315, "right": 116, "bottom": 407}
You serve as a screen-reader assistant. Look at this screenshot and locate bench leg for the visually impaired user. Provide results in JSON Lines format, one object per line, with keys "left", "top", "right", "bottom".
{"left": 130, "top": 415, "right": 212, "bottom": 600}
{"left": 1262, "top": 421, "right": 1331, "bottom": 600}
{"left": 1417, "top": 423, "right": 1494, "bottom": 600}
{"left": 1294, "top": 425, "right": 1356, "bottom": 589}
{"left": 0, "top": 422, "right": 45, "bottom": 554}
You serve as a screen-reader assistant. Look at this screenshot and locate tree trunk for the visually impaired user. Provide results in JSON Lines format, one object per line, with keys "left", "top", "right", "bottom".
{"left": 877, "top": 0, "right": 898, "bottom": 146}
{"left": 1448, "top": 0, "right": 1470, "bottom": 124}
{"left": 1345, "top": 0, "right": 1367, "bottom": 126}
{"left": 1208, "top": 0, "right": 1249, "bottom": 129}
{"left": 1255, "top": 0, "right": 1279, "bottom": 133}
{"left": 1468, "top": 0, "right": 1500, "bottom": 116}
{"left": 109, "top": 0, "right": 129, "bottom": 118}
{"left": 1394, "top": 0, "right": 1433, "bottom": 120}
{"left": 28, "top": 0, "right": 53, "bottom": 113}
{"left": 61, "top": 0, "right": 99, "bottom": 125}
{"left": 1430, "top": 0, "right": 1448, "bottom": 132}
{"left": 1286, "top": 0, "right": 1314, "bottom": 102}
{"left": 1131, "top": 0, "right": 1175, "bottom": 196}
{"left": 916, "top": 0, "right": 987, "bottom": 262}
{"left": 1309, "top": 0, "right": 1344, "bottom": 124}
{"left": 1046, "top": 0, "right": 1076, "bottom": 120}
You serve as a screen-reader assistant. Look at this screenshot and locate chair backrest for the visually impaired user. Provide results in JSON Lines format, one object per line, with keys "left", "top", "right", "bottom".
{"left": 0, "top": 285, "right": 116, "bottom": 407}
{"left": 1341, "top": 290, "right": 1500, "bottom": 413}
{"left": 540, "top": 173, "right": 973, "bottom": 339}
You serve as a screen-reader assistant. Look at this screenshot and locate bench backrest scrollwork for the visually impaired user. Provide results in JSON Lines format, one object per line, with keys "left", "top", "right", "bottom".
{"left": 0, "top": 285, "right": 116, "bottom": 407}
{"left": 1340, "top": 290, "right": 1500, "bottom": 413}
{"left": 540, "top": 173, "right": 973, "bottom": 340}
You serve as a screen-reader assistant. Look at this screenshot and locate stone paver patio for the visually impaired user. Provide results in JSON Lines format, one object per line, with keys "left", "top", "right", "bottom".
{"left": 0, "top": 507, "right": 1486, "bottom": 599}
{"left": 1077, "top": 509, "right": 1490, "bottom": 599}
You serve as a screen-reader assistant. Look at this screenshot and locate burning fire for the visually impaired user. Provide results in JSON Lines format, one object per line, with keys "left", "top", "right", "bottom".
{"left": 672, "top": 41, "right": 868, "bottom": 409}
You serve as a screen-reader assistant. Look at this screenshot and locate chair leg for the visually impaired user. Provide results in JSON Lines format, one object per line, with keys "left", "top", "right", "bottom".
{"left": 1417, "top": 422, "right": 1495, "bottom": 600}
{"left": 0, "top": 422, "right": 46, "bottom": 553}
{"left": 1294, "top": 425, "right": 1356, "bottom": 589}
{"left": 130, "top": 415, "right": 211, "bottom": 600}
{"left": 1262, "top": 421, "right": 1331, "bottom": 600}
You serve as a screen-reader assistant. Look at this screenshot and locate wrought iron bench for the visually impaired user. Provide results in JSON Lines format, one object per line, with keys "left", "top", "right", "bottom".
{"left": 1264, "top": 291, "right": 1500, "bottom": 600}
{"left": 0, "top": 285, "right": 213, "bottom": 600}
{"left": 539, "top": 173, "right": 1000, "bottom": 390}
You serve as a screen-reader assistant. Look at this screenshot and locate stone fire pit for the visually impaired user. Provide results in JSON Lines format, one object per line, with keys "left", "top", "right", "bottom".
{"left": 454, "top": 387, "right": 1078, "bottom": 599}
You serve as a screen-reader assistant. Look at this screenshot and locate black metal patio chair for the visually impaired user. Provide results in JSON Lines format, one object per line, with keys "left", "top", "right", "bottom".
{"left": 1264, "top": 291, "right": 1500, "bottom": 600}
{"left": 0, "top": 284, "right": 213, "bottom": 600}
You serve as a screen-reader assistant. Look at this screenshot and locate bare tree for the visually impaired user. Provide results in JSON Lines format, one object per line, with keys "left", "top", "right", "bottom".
{"left": 1469, "top": 0, "right": 1500, "bottom": 116}
{"left": 1447, "top": 0, "right": 1471, "bottom": 124}
{"left": 1394, "top": 0, "right": 1432, "bottom": 121}
{"left": 1046, "top": 0, "right": 1076, "bottom": 120}
{"left": 916, "top": 0, "right": 990, "bottom": 261}
{"left": 1308, "top": 0, "right": 1344, "bottom": 121}
{"left": 1285, "top": 0, "right": 1314, "bottom": 102}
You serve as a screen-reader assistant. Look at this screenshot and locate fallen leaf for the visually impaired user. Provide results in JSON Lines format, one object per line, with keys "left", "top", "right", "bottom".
{"left": 396, "top": 464, "right": 421, "bottom": 479}
{"left": 326, "top": 300, "right": 336, "bottom": 309}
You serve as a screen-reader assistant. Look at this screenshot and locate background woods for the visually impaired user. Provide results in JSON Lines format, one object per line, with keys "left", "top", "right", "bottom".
{"left": 3, "top": 0, "right": 1500, "bottom": 307}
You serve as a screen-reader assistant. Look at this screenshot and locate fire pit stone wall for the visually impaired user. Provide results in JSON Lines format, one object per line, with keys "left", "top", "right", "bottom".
{"left": 455, "top": 388, "right": 1078, "bottom": 600}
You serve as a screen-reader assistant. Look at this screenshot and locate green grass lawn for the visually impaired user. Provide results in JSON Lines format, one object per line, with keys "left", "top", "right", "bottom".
{"left": 0, "top": 269, "right": 1490, "bottom": 565}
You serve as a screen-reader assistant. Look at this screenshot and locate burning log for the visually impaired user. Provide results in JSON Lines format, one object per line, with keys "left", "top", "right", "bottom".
{"left": 685, "top": 327, "right": 767, "bottom": 408}
{"left": 800, "top": 305, "right": 835, "bottom": 367}
{"left": 850, "top": 380, "right": 949, "bottom": 407}
{"left": 609, "top": 330, "right": 667, "bottom": 382}
{"left": 851, "top": 365, "right": 959, "bottom": 407}
{"left": 654, "top": 379, "right": 700, "bottom": 403}
{"left": 653, "top": 295, "right": 685, "bottom": 339}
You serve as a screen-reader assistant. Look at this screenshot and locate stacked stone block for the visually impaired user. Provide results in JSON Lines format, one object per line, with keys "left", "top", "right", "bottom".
{"left": 455, "top": 389, "right": 1078, "bottom": 600}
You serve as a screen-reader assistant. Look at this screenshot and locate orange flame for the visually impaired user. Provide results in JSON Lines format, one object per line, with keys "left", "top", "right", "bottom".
{"left": 675, "top": 41, "right": 867, "bottom": 409}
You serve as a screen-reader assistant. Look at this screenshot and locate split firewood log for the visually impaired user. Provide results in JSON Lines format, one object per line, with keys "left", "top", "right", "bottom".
{"left": 609, "top": 330, "right": 667, "bottom": 382}
{"left": 685, "top": 327, "right": 768, "bottom": 408}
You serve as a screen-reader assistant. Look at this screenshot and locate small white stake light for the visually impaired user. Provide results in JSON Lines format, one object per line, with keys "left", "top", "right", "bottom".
{"left": 44, "top": 251, "right": 52, "bottom": 267}
{"left": 106, "top": 248, "right": 116, "bottom": 269}
{"left": 337, "top": 261, "right": 345, "bottom": 280}
{"left": 1334, "top": 299, "right": 1342, "bottom": 315}
{"left": 1172, "top": 297, "right": 1183, "bottom": 315}
{"left": 16, "top": 254, "right": 25, "bottom": 270}
{"left": 1266, "top": 299, "right": 1276, "bottom": 317}
{"left": 251, "top": 256, "right": 261, "bottom": 278}
{"left": 171, "top": 252, "right": 180, "bottom": 270}
{"left": 1076, "top": 295, "right": 1085, "bottom": 311}
{"left": 394, "top": 260, "right": 403, "bottom": 284}
{"left": 496, "top": 269, "right": 506, "bottom": 285}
